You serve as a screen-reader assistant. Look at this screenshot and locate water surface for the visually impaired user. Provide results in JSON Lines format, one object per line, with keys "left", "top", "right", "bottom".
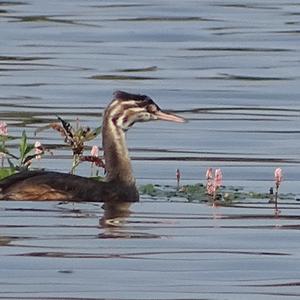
{"left": 1, "top": 0, "right": 300, "bottom": 299}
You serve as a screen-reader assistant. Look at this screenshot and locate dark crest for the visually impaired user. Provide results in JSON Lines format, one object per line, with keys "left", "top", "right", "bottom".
{"left": 113, "top": 90, "right": 152, "bottom": 103}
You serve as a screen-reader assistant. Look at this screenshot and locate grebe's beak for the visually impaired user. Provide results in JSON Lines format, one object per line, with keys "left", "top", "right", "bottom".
{"left": 154, "top": 110, "right": 186, "bottom": 123}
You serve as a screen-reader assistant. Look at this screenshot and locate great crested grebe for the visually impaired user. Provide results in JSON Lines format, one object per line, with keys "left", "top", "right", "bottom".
{"left": 0, "top": 91, "right": 185, "bottom": 202}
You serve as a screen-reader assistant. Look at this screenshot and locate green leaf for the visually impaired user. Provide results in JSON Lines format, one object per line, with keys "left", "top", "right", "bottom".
{"left": 19, "top": 131, "right": 34, "bottom": 165}
{"left": 19, "top": 130, "right": 27, "bottom": 160}
{"left": 140, "top": 184, "right": 156, "bottom": 195}
{"left": 84, "top": 126, "right": 102, "bottom": 141}
{"left": 24, "top": 143, "right": 35, "bottom": 157}
{"left": 0, "top": 167, "right": 16, "bottom": 180}
{"left": 0, "top": 135, "right": 17, "bottom": 142}
{"left": 74, "top": 127, "right": 84, "bottom": 136}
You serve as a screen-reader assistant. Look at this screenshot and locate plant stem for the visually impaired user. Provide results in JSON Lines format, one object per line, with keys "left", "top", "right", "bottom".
{"left": 1, "top": 141, "right": 4, "bottom": 167}
{"left": 71, "top": 154, "right": 80, "bottom": 174}
{"left": 213, "top": 188, "right": 217, "bottom": 206}
{"left": 90, "top": 163, "right": 94, "bottom": 177}
{"left": 275, "top": 184, "right": 279, "bottom": 214}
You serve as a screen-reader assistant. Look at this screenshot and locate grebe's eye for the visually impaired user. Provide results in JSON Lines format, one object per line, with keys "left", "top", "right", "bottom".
{"left": 147, "top": 104, "right": 158, "bottom": 113}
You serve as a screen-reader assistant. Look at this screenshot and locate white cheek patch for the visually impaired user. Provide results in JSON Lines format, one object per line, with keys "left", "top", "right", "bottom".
{"left": 117, "top": 116, "right": 126, "bottom": 128}
{"left": 108, "top": 102, "right": 154, "bottom": 131}
{"left": 108, "top": 100, "right": 138, "bottom": 117}
{"left": 108, "top": 99, "right": 120, "bottom": 112}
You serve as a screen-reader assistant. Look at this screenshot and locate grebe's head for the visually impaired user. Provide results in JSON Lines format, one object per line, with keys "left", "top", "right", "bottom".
{"left": 106, "top": 90, "right": 185, "bottom": 131}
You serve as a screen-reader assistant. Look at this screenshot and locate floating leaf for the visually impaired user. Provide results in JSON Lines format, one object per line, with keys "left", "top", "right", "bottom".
{"left": 139, "top": 182, "right": 298, "bottom": 204}
{"left": 140, "top": 184, "right": 157, "bottom": 195}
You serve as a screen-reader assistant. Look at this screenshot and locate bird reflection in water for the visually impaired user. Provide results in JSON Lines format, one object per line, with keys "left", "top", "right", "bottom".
{"left": 100, "top": 201, "right": 132, "bottom": 228}
{"left": 98, "top": 201, "right": 134, "bottom": 239}
{"left": 99, "top": 201, "right": 161, "bottom": 239}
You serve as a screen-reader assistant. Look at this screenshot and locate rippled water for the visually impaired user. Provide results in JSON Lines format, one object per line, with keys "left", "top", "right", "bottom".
{"left": 1, "top": 0, "right": 300, "bottom": 299}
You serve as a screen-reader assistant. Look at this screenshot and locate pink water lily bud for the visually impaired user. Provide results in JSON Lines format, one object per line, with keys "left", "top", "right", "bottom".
{"left": 176, "top": 169, "right": 180, "bottom": 181}
{"left": 214, "top": 168, "right": 223, "bottom": 188}
{"left": 205, "top": 167, "right": 213, "bottom": 180}
{"left": 34, "top": 141, "right": 43, "bottom": 159}
{"left": 90, "top": 145, "right": 99, "bottom": 157}
{"left": 0, "top": 121, "right": 8, "bottom": 136}
{"left": 274, "top": 168, "right": 283, "bottom": 187}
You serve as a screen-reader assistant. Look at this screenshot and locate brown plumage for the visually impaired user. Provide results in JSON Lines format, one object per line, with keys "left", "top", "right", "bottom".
{"left": 0, "top": 91, "right": 185, "bottom": 202}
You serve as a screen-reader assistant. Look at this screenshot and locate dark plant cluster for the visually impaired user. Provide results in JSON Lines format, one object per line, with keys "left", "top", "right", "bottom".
{"left": 0, "top": 118, "right": 104, "bottom": 178}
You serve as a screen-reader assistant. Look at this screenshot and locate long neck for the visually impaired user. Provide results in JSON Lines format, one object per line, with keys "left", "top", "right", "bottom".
{"left": 102, "top": 106, "right": 135, "bottom": 184}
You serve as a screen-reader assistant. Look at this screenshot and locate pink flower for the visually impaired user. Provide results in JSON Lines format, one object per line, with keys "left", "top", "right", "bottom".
{"left": 90, "top": 145, "right": 99, "bottom": 157}
{"left": 206, "top": 180, "right": 215, "bottom": 196}
{"left": 274, "top": 168, "right": 283, "bottom": 187}
{"left": 34, "top": 141, "right": 43, "bottom": 159}
{"left": 206, "top": 168, "right": 214, "bottom": 196}
{"left": 0, "top": 121, "right": 8, "bottom": 136}
{"left": 205, "top": 167, "right": 213, "bottom": 180}
{"left": 205, "top": 168, "right": 223, "bottom": 198}
{"left": 214, "top": 168, "right": 223, "bottom": 188}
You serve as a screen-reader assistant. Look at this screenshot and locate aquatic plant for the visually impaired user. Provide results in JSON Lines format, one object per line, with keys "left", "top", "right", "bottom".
{"left": 205, "top": 167, "right": 214, "bottom": 196}
{"left": 0, "top": 121, "right": 8, "bottom": 168}
{"left": 205, "top": 167, "right": 213, "bottom": 180}
{"left": 80, "top": 145, "right": 105, "bottom": 177}
{"left": 0, "top": 122, "right": 17, "bottom": 178}
{"left": 37, "top": 116, "right": 103, "bottom": 174}
{"left": 176, "top": 168, "right": 181, "bottom": 190}
{"left": 205, "top": 167, "right": 223, "bottom": 202}
{"left": 274, "top": 167, "right": 283, "bottom": 213}
{"left": 275, "top": 167, "right": 283, "bottom": 188}
{"left": 213, "top": 168, "right": 223, "bottom": 199}
{"left": 91, "top": 145, "right": 99, "bottom": 157}
{"left": 140, "top": 183, "right": 158, "bottom": 196}
{"left": 34, "top": 141, "right": 43, "bottom": 160}
{"left": 0, "top": 130, "right": 49, "bottom": 179}
{"left": 0, "top": 121, "right": 294, "bottom": 209}
{"left": 0, "top": 117, "right": 103, "bottom": 178}
{"left": 0, "top": 121, "right": 8, "bottom": 136}
{"left": 139, "top": 181, "right": 296, "bottom": 206}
